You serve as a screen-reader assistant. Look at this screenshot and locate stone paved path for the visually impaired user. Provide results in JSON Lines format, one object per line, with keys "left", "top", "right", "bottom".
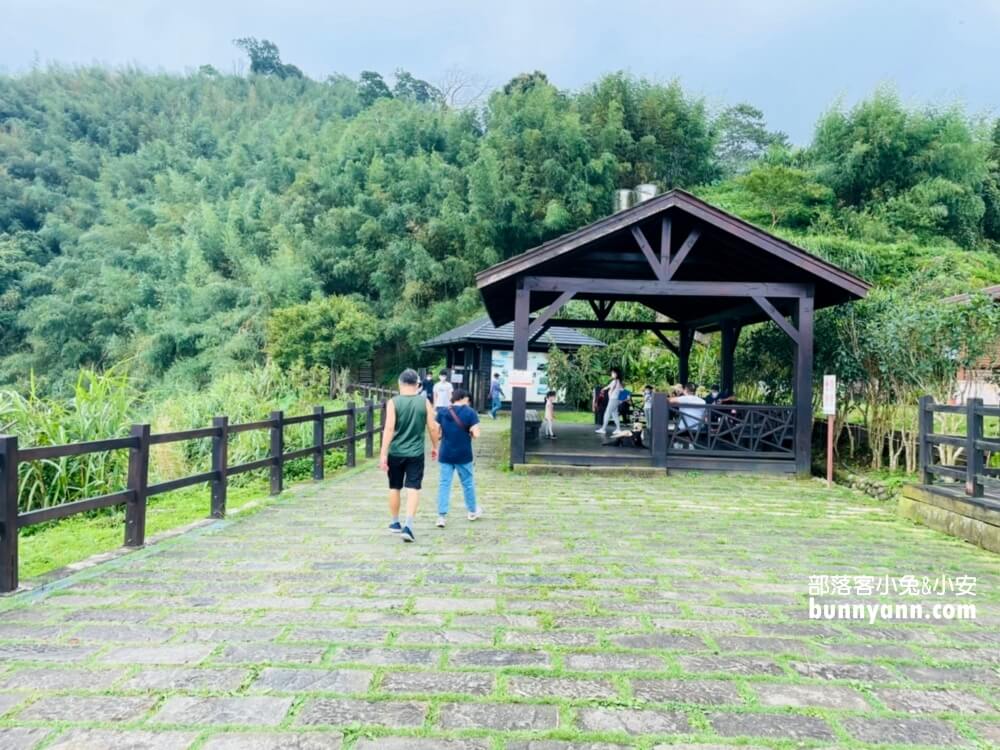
{"left": 0, "top": 420, "right": 998, "bottom": 749}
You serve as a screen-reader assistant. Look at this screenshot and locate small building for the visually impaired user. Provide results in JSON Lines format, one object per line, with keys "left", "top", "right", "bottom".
{"left": 475, "top": 188, "right": 870, "bottom": 476}
{"left": 420, "top": 316, "right": 605, "bottom": 412}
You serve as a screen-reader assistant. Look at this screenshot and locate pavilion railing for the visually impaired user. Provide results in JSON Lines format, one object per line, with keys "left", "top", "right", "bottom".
{"left": 918, "top": 396, "right": 1000, "bottom": 499}
{"left": 664, "top": 404, "right": 796, "bottom": 458}
{"left": 0, "top": 384, "right": 391, "bottom": 593}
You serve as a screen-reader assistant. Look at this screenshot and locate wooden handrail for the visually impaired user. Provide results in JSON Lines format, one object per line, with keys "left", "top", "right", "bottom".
{"left": 918, "top": 394, "right": 997, "bottom": 500}
{"left": 0, "top": 387, "right": 394, "bottom": 593}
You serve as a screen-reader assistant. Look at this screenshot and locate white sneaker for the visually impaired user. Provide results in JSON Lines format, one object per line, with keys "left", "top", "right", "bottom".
{"left": 595, "top": 428, "right": 605, "bottom": 433}
{"left": 436, "top": 516, "right": 446, "bottom": 528}
{"left": 468, "top": 509, "right": 481, "bottom": 521}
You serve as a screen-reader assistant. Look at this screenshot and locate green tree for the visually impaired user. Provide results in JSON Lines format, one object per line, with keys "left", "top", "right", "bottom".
{"left": 266, "top": 295, "right": 380, "bottom": 371}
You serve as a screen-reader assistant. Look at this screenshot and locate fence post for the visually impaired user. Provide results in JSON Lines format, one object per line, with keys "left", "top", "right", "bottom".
{"left": 124, "top": 424, "right": 150, "bottom": 548}
{"left": 270, "top": 410, "right": 284, "bottom": 495}
{"left": 966, "top": 397, "right": 984, "bottom": 498}
{"left": 650, "top": 393, "right": 668, "bottom": 471}
{"left": 0, "top": 435, "right": 19, "bottom": 593}
{"left": 346, "top": 403, "right": 357, "bottom": 468}
{"left": 211, "top": 416, "right": 228, "bottom": 519}
{"left": 918, "top": 395, "right": 933, "bottom": 485}
{"left": 313, "top": 406, "right": 325, "bottom": 481}
{"left": 364, "top": 400, "right": 375, "bottom": 458}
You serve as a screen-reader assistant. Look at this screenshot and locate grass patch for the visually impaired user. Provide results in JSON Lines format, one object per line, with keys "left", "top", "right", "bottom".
{"left": 553, "top": 410, "right": 597, "bottom": 424}
{"left": 18, "top": 481, "right": 269, "bottom": 580}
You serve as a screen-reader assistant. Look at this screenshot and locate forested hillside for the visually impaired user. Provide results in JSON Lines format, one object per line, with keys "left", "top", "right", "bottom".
{"left": 1, "top": 46, "right": 999, "bottom": 397}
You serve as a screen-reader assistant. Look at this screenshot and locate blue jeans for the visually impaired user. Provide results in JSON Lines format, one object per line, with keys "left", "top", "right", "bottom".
{"left": 438, "top": 461, "right": 477, "bottom": 515}
{"left": 490, "top": 394, "right": 501, "bottom": 419}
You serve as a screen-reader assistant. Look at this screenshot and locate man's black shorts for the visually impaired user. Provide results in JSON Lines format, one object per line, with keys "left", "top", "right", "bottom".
{"left": 387, "top": 454, "right": 425, "bottom": 490}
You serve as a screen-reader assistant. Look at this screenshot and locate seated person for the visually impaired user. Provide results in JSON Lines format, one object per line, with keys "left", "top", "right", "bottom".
{"left": 669, "top": 383, "right": 706, "bottom": 446}
{"left": 705, "top": 384, "right": 735, "bottom": 405}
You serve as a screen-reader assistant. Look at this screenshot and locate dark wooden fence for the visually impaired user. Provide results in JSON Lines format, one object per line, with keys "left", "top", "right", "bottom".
{"left": 0, "top": 384, "right": 393, "bottom": 593}
{"left": 918, "top": 396, "right": 1000, "bottom": 499}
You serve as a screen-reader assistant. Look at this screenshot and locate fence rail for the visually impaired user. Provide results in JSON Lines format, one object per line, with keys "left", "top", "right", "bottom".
{"left": 0, "top": 384, "right": 391, "bottom": 593}
{"left": 918, "top": 395, "right": 999, "bottom": 499}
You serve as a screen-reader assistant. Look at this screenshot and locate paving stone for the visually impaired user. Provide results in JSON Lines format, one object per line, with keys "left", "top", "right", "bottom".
{"left": 296, "top": 698, "right": 426, "bottom": 727}
{"left": 450, "top": 649, "right": 550, "bottom": 668}
{"left": 288, "top": 628, "right": 387, "bottom": 644}
{"left": 380, "top": 671, "right": 493, "bottom": 695}
{"left": 553, "top": 616, "right": 643, "bottom": 629}
{"left": 63, "top": 608, "right": 155, "bottom": 623}
{"left": 898, "top": 664, "right": 1000, "bottom": 685}
{"left": 123, "top": 667, "right": 249, "bottom": 691}
{"left": 0, "top": 693, "right": 25, "bottom": 716}
{"left": 650, "top": 618, "right": 747, "bottom": 635}
{"left": 335, "top": 648, "right": 438, "bottom": 666}
{"left": 0, "top": 643, "right": 99, "bottom": 662}
{"left": 565, "top": 652, "right": 664, "bottom": 672}
{"left": 504, "top": 630, "right": 598, "bottom": 647}
{"left": 439, "top": 702, "right": 559, "bottom": 730}
{"left": 355, "top": 739, "right": 490, "bottom": 750}
{"left": 71, "top": 624, "right": 175, "bottom": 642}
{"left": 678, "top": 655, "right": 782, "bottom": 676}
{"left": 632, "top": 679, "right": 742, "bottom": 706}
{"left": 611, "top": 633, "right": 705, "bottom": 650}
{"left": 216, "top": 643, "right": 325, "bottom": 664}
{"left": 508, "top": 743, "right": 627, "bottom": 750}
{"left": 102, "top": 644, "right": 215, "bottom": 665}
{"left": 413, "top": 597, "right": 495, "bottom": 613}
{"left": 507, "top": 675, "right": 617, "bottom": 700}
{"left": 874, "top": 687, "right": 994, "bottom": 714}
{"left": 45, "top": 729, "right": 198, "bottom": 750}
{"left": 0, "top": 727, "right": 51, "bottom": 750}
{"left": 252, "top": 668, "right": 372, "bottom": 693}
{"left": 753, "top": 683, "right": 869, "bottom": 710}
{"left": 577, "top": 707, "right": 689, "bottom": 735}
{"left": 17, "top": 695, "right": 155, "bottom": 722}
{"left": 824, "top": 642, "right": 916, "bottom": 659}
{"left": 0, "top": 667, "right": 126, "bottom": 691}
{"left": 841, "top": 716, "right": 971, "bottom": 745}
{"left": 394, "top": 630, "right": 492, "bottom": 646}
{"left": 971, "top": 722, "right": 1000, "bottom": 745}
{"left": 452, "top": 615, "right": 537, "bottom": 628}
{"left": 174, "top": 626, "right": 282, "bottom": 643}
{"left": 201, "top": 733, "right": 343, "bottom": 749}
{"left": 153, "top": 696, "right": 293, "bottom": 726}
{"left": 710, "top": 712, "right": 835, "bottom": 740}
{"left": 789, "top": 660, "right": 894, "bottom": 681}
{"left": 715, "top": 636, "right": 813, "bottom": 655}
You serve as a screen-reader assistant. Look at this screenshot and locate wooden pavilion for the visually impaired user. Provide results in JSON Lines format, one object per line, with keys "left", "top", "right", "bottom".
{"left": 476, "top": 189, "right": 870, "bottom": 476}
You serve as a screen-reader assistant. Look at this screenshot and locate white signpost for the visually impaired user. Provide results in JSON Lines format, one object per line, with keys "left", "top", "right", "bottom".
{"left": 822, "top": 375, "right": 836, "bottom": 487}
{"left": 508, "top": 369, "right": 532, "bottom": 389}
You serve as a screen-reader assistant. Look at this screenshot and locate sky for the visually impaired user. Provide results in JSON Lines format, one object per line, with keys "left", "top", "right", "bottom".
{"left": 2, "top": 0, "right": 999, "bottom": 144}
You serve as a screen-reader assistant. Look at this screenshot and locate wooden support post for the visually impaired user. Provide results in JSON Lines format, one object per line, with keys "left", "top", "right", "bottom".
{"left": 312, "top": 406, "right": 325, "bottom": 481}
{"left": 124, "top": 424, "right": 150, "bottom": 547}
{"left": 678, "top": 327, "right": 693, "bottom": 384}
{"left": 793, "top": 292, "right": 815, "bottom": 477}
{"left": 364, "top": 400, "right": 375, "bottom": 458}
{"left": 270, "top": 410, "right": 284, "bottom": 495}
{"left": 650, "top": 392, "right": 669, "bottom": 471}
{"left": 0, "top": 435, "right": 18, "bottom": 593}
{"left": 510, "top": 283, "right": 530, "bottom": 465}
{"left": 346, "top": 403, "right": 357, "bottom": 468}
{"left": 918, "top": 395, "right": 933, "bottom": 485}
{"left": 720, "top": 321, "right": 736, "bottom": 395}
{"left": 966, "top": 397, "right": 984, "bottom": 498}
{"left": 211, "top": 416, "right": 228, "bottom": 519}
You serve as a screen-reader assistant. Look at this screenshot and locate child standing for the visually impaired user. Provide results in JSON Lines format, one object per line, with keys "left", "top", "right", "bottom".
{"left": 436, "top": 388, "right": 482, "bottom": 527}
{"left": 542, "top": 391, "right": 556, "bottom": 439}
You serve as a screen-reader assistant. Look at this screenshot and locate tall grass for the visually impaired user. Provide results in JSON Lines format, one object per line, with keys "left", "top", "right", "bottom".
{"left": 1, "top": 363, "right": 360, "bottom": 513}
{"left": 0, "top": 369, "right": 137, "bottom": 512}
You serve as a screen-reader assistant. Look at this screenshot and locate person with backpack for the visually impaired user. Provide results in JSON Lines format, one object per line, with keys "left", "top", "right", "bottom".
{"left": 435, "top": 387, "right": 481, "bottom": 528}
{"left": 380, "top": 369, "right": 440, "bottom": 543}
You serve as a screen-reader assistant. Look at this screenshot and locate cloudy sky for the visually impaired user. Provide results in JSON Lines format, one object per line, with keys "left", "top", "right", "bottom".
{"left": 3, "top": 0, "right": 998, "bottom": 143}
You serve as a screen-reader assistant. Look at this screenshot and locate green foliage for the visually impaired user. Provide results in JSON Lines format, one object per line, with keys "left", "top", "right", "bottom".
{"left": 234, "top": 38, "right": 303, "bottom": 79}
{"left": 266, "top": 295, "right": 379, "bottom": 371}
{"left": 741, "top": 162, "right": 833, "bottom": 228}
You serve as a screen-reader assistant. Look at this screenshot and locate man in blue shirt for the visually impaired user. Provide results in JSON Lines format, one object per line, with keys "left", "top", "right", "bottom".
{"left": 435, "top": 387, "right": 481, "bottom": 527}
{"left": 488, "top": 373, "right": 504, "bottom": 419}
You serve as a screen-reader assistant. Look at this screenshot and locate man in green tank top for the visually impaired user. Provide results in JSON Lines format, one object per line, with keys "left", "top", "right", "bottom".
{"left": 379, "top": 368, "right": 440, "bottom": 543}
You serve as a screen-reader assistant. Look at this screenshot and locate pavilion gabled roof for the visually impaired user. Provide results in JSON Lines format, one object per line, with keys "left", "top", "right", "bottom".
{"left": 476, "top": 189, "right": 870, "bottom": 330}
{"left": 421, "top": 316, "right": 605, "bottom": 351}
